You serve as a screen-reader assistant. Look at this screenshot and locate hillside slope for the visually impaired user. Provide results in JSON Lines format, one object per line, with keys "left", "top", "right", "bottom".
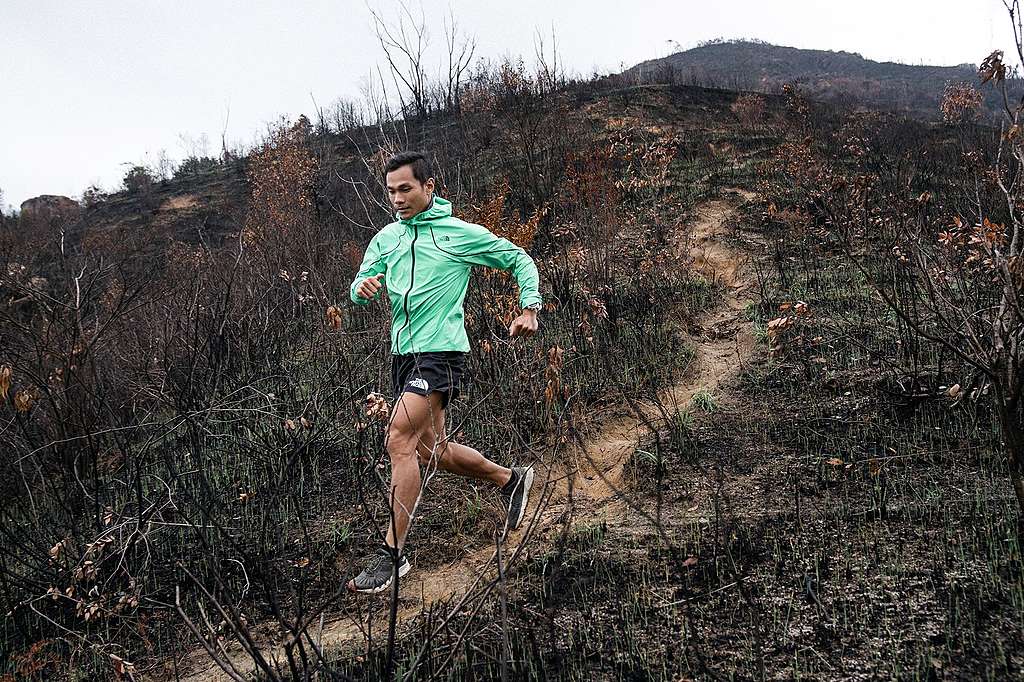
{"left": 621, "top": 39, "right": 1011, "bottom": 120}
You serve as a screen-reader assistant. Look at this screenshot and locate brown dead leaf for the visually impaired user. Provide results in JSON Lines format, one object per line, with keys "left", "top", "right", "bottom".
{"left": 544, "top": 379, "right": 560, "bottom": 407}
{"left": 365, "top": 392, "right": 390, "bottom": 421}
{"left": 326, "top": 305, "right": 343, "bottom": 330}
{"left": 0, "top": 365, "right": 10, "bottom": 400}
{"left": 979, "top": 50, "right": 1006, "bottom": 84}
{"left": 13, "top": 389, "right": 35, "bottom": 413}
{"left": 547, "top": 345, "right": 564, "bottom": 371}
{"left": 49, "top": 539, "right": 66, "bottom": 562}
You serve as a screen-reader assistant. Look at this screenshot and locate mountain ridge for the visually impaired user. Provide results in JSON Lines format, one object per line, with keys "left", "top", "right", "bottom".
{"left": 619, "top": 39, "right": 1008, "bottom": 119}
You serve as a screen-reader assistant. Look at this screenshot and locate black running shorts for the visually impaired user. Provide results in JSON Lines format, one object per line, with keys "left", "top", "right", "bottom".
{"left": 391, "top": 351, "right": 467, "bottom": 409}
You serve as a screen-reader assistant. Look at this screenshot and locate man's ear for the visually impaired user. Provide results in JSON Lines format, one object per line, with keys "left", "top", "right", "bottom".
{"left": 425, "top": 177, "right": 435, "bottom": 195}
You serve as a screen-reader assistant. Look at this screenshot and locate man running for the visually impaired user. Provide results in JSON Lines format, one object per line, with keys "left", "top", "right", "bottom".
{"left": 346, "top": 150, "right": 540, "bottom": 594}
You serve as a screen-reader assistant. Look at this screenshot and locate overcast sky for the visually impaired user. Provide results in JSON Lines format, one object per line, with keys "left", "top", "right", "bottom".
{"left": 1, "top": 0, "right": 1015, "bottom": 209}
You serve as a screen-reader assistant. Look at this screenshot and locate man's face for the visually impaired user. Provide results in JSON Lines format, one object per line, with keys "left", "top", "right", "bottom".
{"left": 386, "top": 164, "right": 435, "bottom": 219}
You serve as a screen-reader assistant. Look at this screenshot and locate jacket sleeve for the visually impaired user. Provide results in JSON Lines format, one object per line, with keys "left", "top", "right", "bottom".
{"left": 454, "top": 223, "right": 542, "bottom": 309}
{"left": 349, "top": 232, "right": 387, "bottom": 305}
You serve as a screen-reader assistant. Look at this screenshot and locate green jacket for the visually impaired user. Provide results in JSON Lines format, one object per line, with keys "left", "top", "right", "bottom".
{"left": 349, "top": 196, "right": 542, "bottom": 355}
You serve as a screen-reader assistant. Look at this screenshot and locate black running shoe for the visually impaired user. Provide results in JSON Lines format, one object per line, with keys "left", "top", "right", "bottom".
{"left": 501, "top": 466, "right": 535, "bottom": 532}
{"left": 347, "top": 546, "right": 411, "bottom": 594}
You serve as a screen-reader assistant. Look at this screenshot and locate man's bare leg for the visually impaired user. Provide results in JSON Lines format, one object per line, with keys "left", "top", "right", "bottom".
{"left": 382, "top": 392, "right": 432, "bottom": 550}
{"left": 419, "top": 392, "right": 534, "bottom": 533}
{"left": 417, "top": 391, "right": 511, "bottom": 487}
{"left": 384, "top": 391, "right": 514, "bottom": 549}
{"left": 348, "top": 390, "right": 532, "bottom": 592}
{"left": 431, "top": 441, "right": 512, "bottom": 485}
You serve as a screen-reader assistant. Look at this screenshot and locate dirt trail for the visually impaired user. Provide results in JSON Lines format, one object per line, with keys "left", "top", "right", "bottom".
{"left": 176, "top": 188, "right": 760, "bottom": 681}
{"left": 571, "top": 189, "right": 757, "bottom": 507}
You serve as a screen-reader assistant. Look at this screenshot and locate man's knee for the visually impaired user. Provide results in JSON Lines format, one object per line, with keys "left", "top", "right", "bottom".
{"left": 386, "top": 429, "right": 445, "bottom": 466}
{"left": 385, "top": 424, "right": 419, "bottom": 462}
{"left": 386, "top": 393, "right": 447, "bottom": 464}
{"left": 415, "top": 432, "right": 449, "bottom": 465}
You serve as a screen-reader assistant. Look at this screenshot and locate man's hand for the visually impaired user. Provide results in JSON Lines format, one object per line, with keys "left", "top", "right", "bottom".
{"left": 355, "top": 273, "right": 386, "bottom": 301}
{"left": 509, "top": 309, "right": 538, "bottom": 337}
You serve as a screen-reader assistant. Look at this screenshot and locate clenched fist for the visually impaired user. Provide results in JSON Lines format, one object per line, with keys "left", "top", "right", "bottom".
{"left": 508, "top": 309, "right": 538, "bottom": 337}
{"left": 356, "top": 273, "right": 386, "bottom": 301}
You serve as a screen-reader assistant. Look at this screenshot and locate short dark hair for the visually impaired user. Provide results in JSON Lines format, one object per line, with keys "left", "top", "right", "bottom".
{"left": 384, "top": 150, "right": 433, "bottom": 184}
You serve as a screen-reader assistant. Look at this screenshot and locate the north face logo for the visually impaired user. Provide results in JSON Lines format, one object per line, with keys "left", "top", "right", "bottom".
{"left": 439, "top": 235, "right": 451, "bottom": 241}
{"left": 409, "top": 378, "right": 429, "bottom": 390}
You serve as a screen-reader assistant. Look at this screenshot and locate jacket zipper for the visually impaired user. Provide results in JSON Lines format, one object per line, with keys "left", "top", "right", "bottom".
{"left": 396, "top": 224, "right": 418, "bottom": 352}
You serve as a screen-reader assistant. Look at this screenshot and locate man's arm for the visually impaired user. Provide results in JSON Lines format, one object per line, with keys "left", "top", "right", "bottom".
{"left": 453, "top": 224, "right": 543, "bottom": 310}
{"left": 349, "top": 233, "right": 387, "bottom": 305}
{"left": 453, "top": 223, "right": 542, "bottom": 337}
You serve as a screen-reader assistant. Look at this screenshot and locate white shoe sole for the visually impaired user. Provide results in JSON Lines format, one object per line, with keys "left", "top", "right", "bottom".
{"left": 506, "top": 467, "right": 535, "bottom": 531}
{"left": 350, "top": 559, "right": 411, "bottom": 594}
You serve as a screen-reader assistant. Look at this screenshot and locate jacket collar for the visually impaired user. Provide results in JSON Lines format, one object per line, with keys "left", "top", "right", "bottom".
{"left": 397, "top": 195, "right": 452, "bottom": 229}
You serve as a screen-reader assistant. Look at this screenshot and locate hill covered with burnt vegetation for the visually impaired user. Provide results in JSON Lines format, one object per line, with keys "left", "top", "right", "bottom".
{"left": 2, "top": 32, "right": 1024, "bottom": 682}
